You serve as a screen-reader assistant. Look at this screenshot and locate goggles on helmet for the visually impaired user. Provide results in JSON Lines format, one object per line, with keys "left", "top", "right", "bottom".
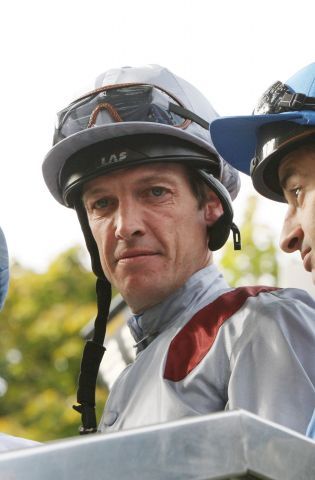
{"left": 54, "top": 83, "right": 209, "bottom": 145}
{"left": 253, "top": 81, "right": 315, "bottom": 115}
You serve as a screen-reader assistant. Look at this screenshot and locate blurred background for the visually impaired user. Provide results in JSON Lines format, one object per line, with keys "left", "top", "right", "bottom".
{"left": 0, "top": 0, "right": 314, "bottom": 441}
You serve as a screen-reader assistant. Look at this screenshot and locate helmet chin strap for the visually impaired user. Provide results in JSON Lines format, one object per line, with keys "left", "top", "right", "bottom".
{"left": 197, "top": 170, "right": 241, "bottom": 251}
{"left": 72, "top": 200, "right": 112, "bottom": 434}
{"left": 73, "top": 277, "right": 111, "bottom": 434}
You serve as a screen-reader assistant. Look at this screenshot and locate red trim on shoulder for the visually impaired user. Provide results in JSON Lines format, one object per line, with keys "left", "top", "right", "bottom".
{"left": 163, "top": 286, "right": 278, "bottom": 382}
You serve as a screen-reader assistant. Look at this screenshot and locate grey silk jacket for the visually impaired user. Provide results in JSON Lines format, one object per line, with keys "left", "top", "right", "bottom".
{"left": 99, "top": 265, "right": 315, "bottom": 435}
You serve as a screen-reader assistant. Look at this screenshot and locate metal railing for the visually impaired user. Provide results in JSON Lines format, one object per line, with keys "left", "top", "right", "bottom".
{"left": 0, "top": 410, "right": 314, "bottom": 479}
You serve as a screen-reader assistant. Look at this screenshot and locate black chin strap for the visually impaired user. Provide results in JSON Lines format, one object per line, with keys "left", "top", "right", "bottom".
{"left": 73, "top": 277, "right": 111, "bottom": 434}
{"left": 72, "top": 199, "right": 112, "bottom": 434}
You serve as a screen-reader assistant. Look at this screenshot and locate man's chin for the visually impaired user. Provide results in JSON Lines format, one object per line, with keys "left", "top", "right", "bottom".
{"left": 120, "top": 279, "right": 171, "bottom": 313}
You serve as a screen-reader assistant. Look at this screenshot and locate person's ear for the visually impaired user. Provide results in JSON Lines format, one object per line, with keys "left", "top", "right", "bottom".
{"left": 204, "top": 191, "right": 224, "bottom": 226}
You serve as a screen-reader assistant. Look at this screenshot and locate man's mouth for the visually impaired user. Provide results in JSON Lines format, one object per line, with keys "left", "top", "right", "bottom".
{"left": 116, "top": 250, "right": 159, "bottom": 262}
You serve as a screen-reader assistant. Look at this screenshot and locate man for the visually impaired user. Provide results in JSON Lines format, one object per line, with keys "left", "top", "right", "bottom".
{"left": 210, "top": 62, "right": 315, "bottom": 281}
{"left": 43, "top": 64, "right": 315, "bottom": 436}
{"left": 209, "top": 61, "right": 315, "bottom": 438}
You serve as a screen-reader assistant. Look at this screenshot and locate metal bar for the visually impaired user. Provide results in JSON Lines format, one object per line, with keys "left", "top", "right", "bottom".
{"left": 0, "top": 410, "right": 314, "bottom": 480}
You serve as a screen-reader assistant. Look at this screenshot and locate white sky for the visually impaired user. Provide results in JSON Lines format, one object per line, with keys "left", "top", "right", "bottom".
{"left": 1, "top": 0, "right": 315, "bottom": 277}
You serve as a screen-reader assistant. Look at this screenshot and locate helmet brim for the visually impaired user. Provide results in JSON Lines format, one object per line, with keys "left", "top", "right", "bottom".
{"left": 210, "top": 111, "right": 305, "bottom": 175}
{"left": 43, "top": 122, "right": 220, "bottom": 205}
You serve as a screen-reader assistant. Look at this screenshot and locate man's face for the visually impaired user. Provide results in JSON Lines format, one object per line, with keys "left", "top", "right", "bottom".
{"left": 83, "top": 163, "right": 222, "bottom": 313}
{"left": 279, "top": 145, "right": 315, "bottom": 283}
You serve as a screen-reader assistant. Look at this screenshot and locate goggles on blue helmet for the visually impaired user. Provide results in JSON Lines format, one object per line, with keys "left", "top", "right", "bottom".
{"left": 254, "top": 81, "right": 315, "bottom": 115}
{"left": 249, "top": 81, "right": 315, "bottom": 201}
{"left": 54, "top": 84, "right": 209, "bottom": 145}
{"left": 209, "top": 62, "right": 315, "bottom": 204}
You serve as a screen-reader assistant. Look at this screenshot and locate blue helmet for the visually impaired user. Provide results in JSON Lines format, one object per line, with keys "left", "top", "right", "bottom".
{"left": 0, "top": 227, "right": 9, "bottom": 310}
{"left": 210, "top": 62, "right": 315, "bottom": 202}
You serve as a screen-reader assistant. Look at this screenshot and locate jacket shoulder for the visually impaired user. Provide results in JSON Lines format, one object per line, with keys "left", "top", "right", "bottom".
{"left": 164, "top": 286, "right": 279, "bottom": 382}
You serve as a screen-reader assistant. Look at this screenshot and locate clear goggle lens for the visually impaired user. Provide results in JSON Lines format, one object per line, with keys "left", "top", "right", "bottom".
{"left": 54, "top": 84, "right": 208, "bottom": 145}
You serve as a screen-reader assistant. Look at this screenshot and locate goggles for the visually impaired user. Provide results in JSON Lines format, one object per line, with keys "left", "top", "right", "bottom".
{"left": 253, "top": 81, "right": 315, "bottom": 115}
{"left": 54, "top": 83, "right": 209, "bottom": 145}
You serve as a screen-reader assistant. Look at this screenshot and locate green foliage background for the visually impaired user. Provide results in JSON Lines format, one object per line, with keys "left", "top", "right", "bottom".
{"left": 0, "top": 195, "right": 278, "bottom": 442}
{"left": 0, "top": 248, "right": 108, "bottom": 441}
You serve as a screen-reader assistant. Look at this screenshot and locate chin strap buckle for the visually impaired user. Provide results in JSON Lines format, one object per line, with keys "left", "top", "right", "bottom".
{"left": 73, "top": 403, "right": 98, "bottom": 435}
{"left": 231, "top": 222, "right": 241, "bottom": 250}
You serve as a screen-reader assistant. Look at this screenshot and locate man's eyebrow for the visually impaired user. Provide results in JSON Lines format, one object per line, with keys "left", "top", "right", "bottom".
{"left": 82, "top": 173, "right": 176, "bottom": 199}
{"left": 279, "top": 167, "right": 296, "bottom": 190}
{"left": 136, "top": 174, "right": 176, "bottom": 184}
{"left": 82, "top": 186, "right": 110, "bottom": 202}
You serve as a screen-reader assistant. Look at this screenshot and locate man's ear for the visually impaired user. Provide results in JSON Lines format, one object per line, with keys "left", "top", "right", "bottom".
{"left": 204, "top": 190, "right": 224, "bottom": 226}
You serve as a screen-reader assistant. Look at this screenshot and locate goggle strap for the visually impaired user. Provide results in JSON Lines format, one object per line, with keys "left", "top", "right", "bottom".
{"left": 87, "top": 102, "right": 123, "bottom": 128}
{"left": 169, "top": 103, "right": 209, "bottom": 129}
{"left": 278, "top": 92, "right": 315, "bottom": 111}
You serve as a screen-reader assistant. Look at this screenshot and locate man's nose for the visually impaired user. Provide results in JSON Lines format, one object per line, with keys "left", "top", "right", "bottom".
{"left": 279, "top": 208, "right": 303, "bottom": 253}
{"left": 114, "top": 200, "right": 145, "bottom": 240}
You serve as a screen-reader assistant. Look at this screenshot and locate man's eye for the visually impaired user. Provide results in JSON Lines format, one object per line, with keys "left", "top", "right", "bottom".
{"left": 293, "top": 187, "right": 301, "bottom": 198}
{"left": 290, "top": 186, "right": 302, "bottom": 200}
{"left": 93, "top": 198, "right": 110, "bottom": 209}
{"left": 150, "top": 187, "right": 165, "bottom": 197}
{"left": 287, "top": 186, "right": 302, "bottom": 206}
